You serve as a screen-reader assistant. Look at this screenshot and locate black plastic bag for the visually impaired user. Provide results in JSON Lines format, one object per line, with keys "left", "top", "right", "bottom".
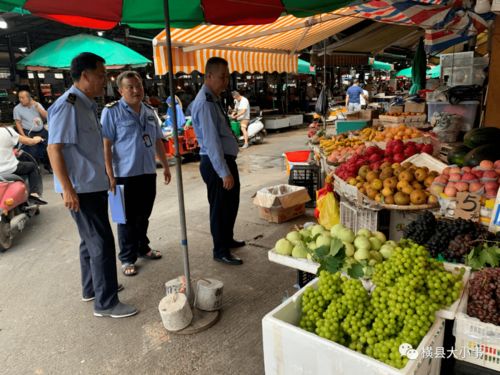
{"left": 315, "top": 86, "right": 328, "bottom": 116}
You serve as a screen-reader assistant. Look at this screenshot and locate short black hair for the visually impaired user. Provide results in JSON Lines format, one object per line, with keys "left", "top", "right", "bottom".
{"left": 18, "top": 89, "right": 31, "bottom": 97}
{"left": 70, "top": 52, "right": 105, "bottom": 81}
{"left": 205, "top": 57, "right": 228, "bottom": 75}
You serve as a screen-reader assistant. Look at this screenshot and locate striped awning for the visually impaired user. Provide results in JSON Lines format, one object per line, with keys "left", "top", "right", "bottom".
{"left": 153, "top": 8, "right": 361, "bottom": 75}
{"left": 154, "top": 47, "right": 297, "bottom": 75}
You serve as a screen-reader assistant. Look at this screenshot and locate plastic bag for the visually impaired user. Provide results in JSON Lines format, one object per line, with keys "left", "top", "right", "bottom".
{"left": 315, "top": 87, "right": 328, "bottom": 116}
{"left": 315, "top": 190, "right": 340, "bottom": 230}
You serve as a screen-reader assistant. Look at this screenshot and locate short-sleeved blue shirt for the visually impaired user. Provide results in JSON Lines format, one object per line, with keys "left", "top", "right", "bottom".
{"left": 100, "top": 98, "right": 163, "bottom": 178}
{"left": 191, "top": 85, "right": 239, "bottom": 178}
{"left": 347, "top": 85, "right": 364, "bottom": 104}
{"left": 47, "top": 86, "right": 109, "bottom": 194}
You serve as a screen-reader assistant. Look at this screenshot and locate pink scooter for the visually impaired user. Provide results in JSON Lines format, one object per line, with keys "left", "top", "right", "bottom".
{"left": 0, "top": 173, "right": 40, "bottom": 251}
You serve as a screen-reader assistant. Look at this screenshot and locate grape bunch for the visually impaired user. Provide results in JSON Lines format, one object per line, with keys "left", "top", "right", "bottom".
{"left": 445, "top": 234, "right": 474, "bottom": 263}
{"left": 402, "top": 211, "right": 436, "bottom": 244}
{"left": 467, "top": 268, "right": 500, "bottom": 325}
{"left": 403, "top": 213, "right": 481, "bottom": 259}
{"left": 299, "top": 242, "right": 464, "bottom": 369}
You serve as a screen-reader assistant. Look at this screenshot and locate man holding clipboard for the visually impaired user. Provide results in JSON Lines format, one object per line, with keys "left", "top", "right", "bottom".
{"left": 101, "top": 71, "right": 171, "bottom": 277}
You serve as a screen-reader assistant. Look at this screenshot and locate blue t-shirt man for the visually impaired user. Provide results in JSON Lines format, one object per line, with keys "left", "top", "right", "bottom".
{"left": 346, "top": 80, "right": 366, "bottom": 112}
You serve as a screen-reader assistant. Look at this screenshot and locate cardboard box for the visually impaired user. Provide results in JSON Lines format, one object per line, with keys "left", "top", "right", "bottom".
{"left": 359, "top": 109, "right": 379, "bottom": 120}
{"left": 253, "top": 184, "right": 311, "bottom": 223}
{"left": 389, "top": 105, "right": 404, "bottom": 113}
{"left": 405, "top": 101, "right": 426, "bottom": 113}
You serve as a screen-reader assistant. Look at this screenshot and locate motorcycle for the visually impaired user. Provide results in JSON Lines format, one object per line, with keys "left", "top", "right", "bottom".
{"left": 0, "top": 152, "right": 42, "bottom": 251}
{"left": 232, "top": 116, "right": 266, "bottom": 146}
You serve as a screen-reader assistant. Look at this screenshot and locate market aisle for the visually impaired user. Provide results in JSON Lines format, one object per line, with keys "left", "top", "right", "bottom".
{"left": 0, "top": 127, "right": 312, "bottom": 375}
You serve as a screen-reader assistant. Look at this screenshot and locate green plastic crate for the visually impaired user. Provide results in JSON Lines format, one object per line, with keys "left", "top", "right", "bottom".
{"left": 335, "top": 120, "right": 369, "bottom": 134}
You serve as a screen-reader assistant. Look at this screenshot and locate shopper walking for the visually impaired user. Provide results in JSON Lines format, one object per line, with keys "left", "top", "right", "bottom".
{"left": 191, "top": 57, "right": 245, "bottom": 266}
{"left": 47, "top": 52, "right": 137, "bottom": 318}
{"left": 101, "top": 71, "right": 171, "bottom": 277}
{"left": 345, "top": 79, "right": 367, "bottom": 112}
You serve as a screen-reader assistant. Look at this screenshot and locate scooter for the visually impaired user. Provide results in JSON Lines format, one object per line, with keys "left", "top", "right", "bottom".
{"left": 0, "top": 152, "right": 41, "bottom": 251}
{"left": 233, "top": 116, "right": 266, "bottom": 146}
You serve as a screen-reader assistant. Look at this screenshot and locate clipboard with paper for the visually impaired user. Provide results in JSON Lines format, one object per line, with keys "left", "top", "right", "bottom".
{"left": 108, "top": 185, "right": 126, "bottom": 224}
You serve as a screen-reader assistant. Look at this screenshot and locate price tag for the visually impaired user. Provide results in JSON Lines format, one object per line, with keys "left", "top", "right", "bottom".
{"left": 455, "top": 192, "right": 481, "bottom": 221}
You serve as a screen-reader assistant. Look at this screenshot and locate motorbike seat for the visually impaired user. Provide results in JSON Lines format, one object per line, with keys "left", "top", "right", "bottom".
{"left": 0, "top": 174, "right": 25, "bottom": 183}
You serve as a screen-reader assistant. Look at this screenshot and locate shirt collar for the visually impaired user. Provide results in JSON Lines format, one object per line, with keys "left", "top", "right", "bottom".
{"left": 202, "top": 84, "right": 220, "bottom": 102}
{"left": 119, "top": 97, "right": 144, "bottom": 116}
{"left": 69, "top": 85, "right": 96, "bottom": 110}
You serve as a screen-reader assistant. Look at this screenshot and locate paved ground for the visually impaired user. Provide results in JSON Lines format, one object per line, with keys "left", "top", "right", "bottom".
{"left": 0, "top": 127, "right": 313, "bottom": 375}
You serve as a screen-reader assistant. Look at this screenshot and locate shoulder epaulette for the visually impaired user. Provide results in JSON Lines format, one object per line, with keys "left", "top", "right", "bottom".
{"left": 205, "top": 93, "right": 214, "bottom": 103}
{"left": 105, "top": 100, "right": 118, "bottom": 108}
{"left": 66, "top": 93, "right": 77, "bottom": 105}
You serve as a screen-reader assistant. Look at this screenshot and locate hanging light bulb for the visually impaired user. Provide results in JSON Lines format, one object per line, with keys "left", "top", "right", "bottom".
{"left": 97, "top": 31, "right": 104, "bottom": 37}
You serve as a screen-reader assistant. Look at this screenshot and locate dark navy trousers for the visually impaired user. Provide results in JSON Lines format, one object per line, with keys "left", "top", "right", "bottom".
{"left": 115, "top": 174, "right": 156, "bottom": 265}
{"left": 200, "top": 155, "right": 240, "bottom": 257}
{"left": 70, "top": 191, "right": 119, "bottom": 311}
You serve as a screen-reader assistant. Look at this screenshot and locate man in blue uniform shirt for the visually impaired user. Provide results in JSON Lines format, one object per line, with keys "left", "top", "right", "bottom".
{"left": 101, "top": 71, "right": 171, "bottom": 277}
{"left": 47, "top": 52, "right": 137, "bottom": 319}
{"left": 191, "top": 57, "right": 245, "bottom": 266}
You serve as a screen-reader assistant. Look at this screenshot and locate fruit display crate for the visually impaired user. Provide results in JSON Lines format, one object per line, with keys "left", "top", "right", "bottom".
{"left": 334, "top": 153, "right": 447, "bottom": 211}
{"left": 262, "top": 277, "right": 446, "bottom": 375}
{"left": 266, "top": 253, "right": 470, "bottom": 321}
{"left": 268, "top": 249, "right": 319, "bottom": 274}
{"left": 453, "top": 286, "right": 500, "bottom": 371}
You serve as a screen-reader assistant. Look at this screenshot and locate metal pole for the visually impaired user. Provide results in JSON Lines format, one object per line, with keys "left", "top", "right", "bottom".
{"left": 163, "top": 0, "right": 193, "bottom": 304}
{"left": 323, "top": 40, "right": 326, "bottom": 130}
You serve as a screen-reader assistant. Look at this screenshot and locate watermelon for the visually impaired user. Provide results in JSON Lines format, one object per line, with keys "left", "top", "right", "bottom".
{"left": 447, "top": 144, "right": 471, "bottom": 166}
{"left": 463, "top": 144, "right": 500, "bottom": 167}
{"left": 463, "top": 127, "right": 500, "bottom": 149}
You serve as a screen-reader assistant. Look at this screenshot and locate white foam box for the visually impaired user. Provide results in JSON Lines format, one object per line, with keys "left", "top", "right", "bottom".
{"left": 268, "top": 249, "right": 319, "bottom": 274}
{"left": 262, "top": 278, "right": 446, "bottom": 375}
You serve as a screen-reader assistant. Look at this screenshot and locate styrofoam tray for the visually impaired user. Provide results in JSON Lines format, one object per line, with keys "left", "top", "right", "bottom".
{"left": 263, "top": 277, "right": 446, "bottom": 375}
{"left": 268, "top": 249, "right": 319, "bottom": 274}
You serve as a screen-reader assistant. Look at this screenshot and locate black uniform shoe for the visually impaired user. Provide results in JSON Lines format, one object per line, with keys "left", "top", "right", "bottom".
{"left": 213, "top": 254, "right": 243, "bottom": 265}
{"left": 229, "top": 239, "right": 246, "bottom": 248}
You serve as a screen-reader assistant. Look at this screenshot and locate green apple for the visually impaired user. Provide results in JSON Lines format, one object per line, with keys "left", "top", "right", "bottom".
{"left": 354, "top": 235, "right": 371, "bottom": 251}
{"left": 311, "top": 224, "right": 325, "bottom": 237}
{"left": 380, "top": 244, "right": 395, "bottom": 259}
{"left": 357, "top": 228, "right": 372, "bottom": 238}
{"left": 385, "top": 240, "right": 397, "bottom": 247}
{"left": 330, "top": 223, "right": 345, "bottom": 237}
{"left": 316, "top": 234, "right": 331, "bottom": 248}
{"left": 372, "top": 231, "right": 387, "bottom": 243}
{"left": 343, "top": 242, "right": 355, "bottom": 257}
{"left": 275, "top": 238, "right": 293, "bottom": 256}
{"left": 369, "top": 237, "right": 382, "bottom": 251}
{"left": 286, "top": 231, "right": 302, "bottom": 245}
{"left": 292, "top": 243, "right": 308, "bottom": 258}
{"left": 369, "top": 250, "right": 383, "bottom": 263}
{"left": 337, "top": 228, "right": 355, "bottom": 243}
{"left": 354, "top": 248, "right": 370, "bottom": 261}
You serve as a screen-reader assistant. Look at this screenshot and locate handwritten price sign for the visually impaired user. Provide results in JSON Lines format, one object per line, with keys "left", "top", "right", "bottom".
{"left": 455, "top": 192, "right": 481, "bottom": 221}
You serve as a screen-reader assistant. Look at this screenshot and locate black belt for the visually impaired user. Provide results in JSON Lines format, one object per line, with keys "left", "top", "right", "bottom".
{"left": 201, "top": 154, "right": 236, "bottom": 160}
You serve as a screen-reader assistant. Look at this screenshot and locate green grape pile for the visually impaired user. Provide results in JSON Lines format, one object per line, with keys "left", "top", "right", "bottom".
{"left": 299, "top": 241, "right": 464, "bottom": 369}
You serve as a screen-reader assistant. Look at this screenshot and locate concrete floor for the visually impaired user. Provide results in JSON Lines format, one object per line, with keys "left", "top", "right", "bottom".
{"left": 0, "top": 127, "right": 313, "bottom": 375}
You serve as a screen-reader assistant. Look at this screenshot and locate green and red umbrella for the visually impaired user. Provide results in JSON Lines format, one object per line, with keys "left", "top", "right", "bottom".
{"left": 0, "top": 0, "right": 351, "bottom": 29}
{"left": 0, "top": 0, "right": 349, "bottom": 304}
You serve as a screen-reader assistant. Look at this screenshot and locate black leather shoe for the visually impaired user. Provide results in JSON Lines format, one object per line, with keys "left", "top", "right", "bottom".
{"left": 229, "top": 239, "right": 246, "bottom": 248}
{"left": 213, "top": 254, "right": 243, "bottom": 265}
